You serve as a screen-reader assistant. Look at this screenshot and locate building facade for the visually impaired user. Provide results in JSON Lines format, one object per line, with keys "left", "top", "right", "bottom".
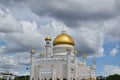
{"left": 0, "top": 72, "right": 15, "bottom": 80}
{"left": 30, "top": 31, "right": 96, "bottom": 80}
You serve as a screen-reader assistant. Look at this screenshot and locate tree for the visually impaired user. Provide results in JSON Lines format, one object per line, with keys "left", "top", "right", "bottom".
{"left": 106, "top": 74, "right": 120, "bottom": 80}
{"left": 14, "top": 75, "right": 30, "bottom": 80}
{"left": 97, "top": 76, "right": 106, "bottom": 80}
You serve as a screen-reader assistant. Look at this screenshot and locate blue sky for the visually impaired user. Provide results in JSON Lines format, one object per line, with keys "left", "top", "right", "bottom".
{"left": 0, "top": 0, "right": 120, "bottom": 76}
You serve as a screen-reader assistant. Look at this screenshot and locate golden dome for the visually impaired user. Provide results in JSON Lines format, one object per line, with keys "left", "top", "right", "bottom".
{"left": 53, "top": 32, "right": 75, "bottom": 46}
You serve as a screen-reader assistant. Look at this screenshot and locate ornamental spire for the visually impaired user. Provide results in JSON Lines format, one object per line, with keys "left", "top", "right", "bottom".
{"left": 61, "top": 24, "right": 66, "bottom": 34}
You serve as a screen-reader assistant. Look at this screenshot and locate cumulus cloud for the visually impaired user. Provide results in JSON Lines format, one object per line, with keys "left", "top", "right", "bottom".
{"left": 16, "top": 52, "right": 30, "bottom": 66}
{"left": 101, "top": 17, "right": 120, "bottom": 41}
{"left": 110, "top": 48, "right": 118, "bottom": 57}
{"left": 0, "top": 7, "right": 44, "bottom": 54}
{"left": 0, "top": 7, "right": 45, "bottom": 74}
{"left": 101, "top": 65, "right": 120, "bottom": 76}
{"left": 0, "top": 7, "right": 22, "bottom": 33}
{"left": 0, "top": 6, "right": 105, "bottom": 57}
{"left": 1, "top": 21, "right": 45, "bottom": 53}
{"left": 71, "top": 27, "right": 104, "bottom": 57}
{"left": 26, "top": 0, "right": 120, "bottom": 42}
{"left": 0, "top": 54, "right": 17, "bottom": 73}
{"left": 0, "top": 0, "right": 120, "bottom": 41}
{"left": 110, "top": 45, "right": 119, "bottom": 57}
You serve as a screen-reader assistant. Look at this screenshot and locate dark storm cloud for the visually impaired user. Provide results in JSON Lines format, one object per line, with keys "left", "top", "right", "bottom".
{"left": 1, "top": 0, "right": 120, "bottom": 27}
{"left": 0, "top": 0, "right": 27, "bottom": 7}
{"left": 0, "top": 0, "right": 26, "bottom": 4}
{"left": 27, "top": 0, "right": 120, "bottom": 26}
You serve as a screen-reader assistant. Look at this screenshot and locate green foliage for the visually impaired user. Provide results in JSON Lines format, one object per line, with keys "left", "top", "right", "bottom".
{"left": 97, "top": 74, "right": 120, "bottom": 80}
{"left": 97, "top": 76, "right": 105, "bottom": 80}
{"left": 14, "top": 75, "right": 30, "bottom": 80}
{"left": 106, "top": 74, "right": 120, "bottom": 80}
{"left": 13, "top": 74, "right": 120, "bottom": 80}
{"left": 63, "top": 78, "right": 67, "bottom": 80}
{"left": 0, "top": 78, "right": 5, "bottom": 80}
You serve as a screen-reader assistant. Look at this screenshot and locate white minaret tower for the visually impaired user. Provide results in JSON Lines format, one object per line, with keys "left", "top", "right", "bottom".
{"left": 67, "top": 47, "right": 72, "bottom": 80}
{"left": 30, "top": 49, "right": 35, "bottom": 80}
{"left": 74, "top": 50, "right": 78, "bottom": 80}
{"left": 82, "top": 54, "right": 87, "bottom": 65}
{"left": 45, "top": 36, "right": 52, "bottom": 58}
{"left": 92, "top": 58, "right": 96, "bottom": 80}
{"left": 92, "top": 58, "right": 96, "bottom": 70}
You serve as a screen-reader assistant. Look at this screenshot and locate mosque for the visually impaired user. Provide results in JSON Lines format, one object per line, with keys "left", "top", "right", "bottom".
{"left": 30, "top": 31, "right": 96, "bottom": 80}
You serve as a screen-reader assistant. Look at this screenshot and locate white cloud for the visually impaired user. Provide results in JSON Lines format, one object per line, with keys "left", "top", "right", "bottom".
{"left": 102, "top": 16, "right": 120, "bottom": 41}
{"left": 0, "top": 11, "right": 105, "bottom": 56}
{"left": 71, "top": 26, "right": 104, "bottom": 57}
{"left": 16, "top": 52, "right": 30, "bottom": 66}
{"left": 20, "top": 71, "right": 29, "bottom": 76}
{"left": 0, "top": 54, "right": 17, "bottom": 73}
{"left": 28, "top": 0, "right": 116, "bottom": 20}
{"left": 0, "top": 7, "right": 22, "bottom": 33}
{"left": 110, "top": 45, "right": 119, "bottom": 57}
{"left": 0, "top": 20, "right": 45, "bottom": 54}
{"left": 101, "top": 65, "right": 120, "bottom": 76}
{"left": 0, "top": 7, "right": 45, "bottom": 74}
{"left": 110, "top": 48, "right": 118, "bottom": 57}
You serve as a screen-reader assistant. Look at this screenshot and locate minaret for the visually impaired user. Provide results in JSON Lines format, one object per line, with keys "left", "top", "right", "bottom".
{"left": 92, "top": 58, "right": 96, "bottom": 70}
{"left": 92, "top": 58, "right": 96, "bottom": 80}
{"left": 67, "top": 47, "right": 71, "bottom": 80}
{"left": 82, "top": 54, "right": 87, "bottom": 65}
{"left": 30, "top": 49, "right": 35, "bottom": 80}
{"left": 45, "top": 36, "right": 52, "bottom": 58}
{"left": 74, "top": 50, "right": 78, "bottom": 80}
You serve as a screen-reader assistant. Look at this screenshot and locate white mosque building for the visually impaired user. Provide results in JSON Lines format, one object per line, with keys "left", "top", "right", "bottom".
{"left": 30, "top": 31, "right": 96, "bottom": 80}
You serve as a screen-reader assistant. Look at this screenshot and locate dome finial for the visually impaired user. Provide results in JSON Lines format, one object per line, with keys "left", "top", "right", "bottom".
{"left": 62, "top": 31, "right": 66, "bottom": 34}
{"left": 61, "top": 24, "right": 66, "bottom": 34}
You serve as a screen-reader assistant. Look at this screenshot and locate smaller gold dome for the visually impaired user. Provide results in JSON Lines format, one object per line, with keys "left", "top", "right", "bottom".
{"left": 31, "top": 49, "right": 35, "bottom": 54}
{"left": 45, "top": 36, "right": 51, "bottom": 41}
{"left": 74, "top": 50, "right": 78, "bottom": 54}
{"left": 92, "top": 58, "right": 96, "bottom": 63}
{"left": 82, "top": 54, "right": 87, "bottom": 58}
{"left": 53, "top": 33, "right": 75, "bottom": 46}
{"left": 66, "top": 47, "right": 72, "bottom": 51}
